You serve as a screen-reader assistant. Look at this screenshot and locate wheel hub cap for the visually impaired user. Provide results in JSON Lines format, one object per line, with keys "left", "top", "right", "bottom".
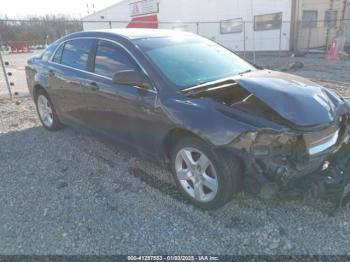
{"left": 175, "top": 147, "right": 218, "bottom": 202}
{"left": 37, "top": 95, "right": 53, "bottom": 127}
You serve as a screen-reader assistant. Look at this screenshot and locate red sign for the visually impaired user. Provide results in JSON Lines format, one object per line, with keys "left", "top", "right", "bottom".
{"left": 127, "top": 15, "right": 158, "bottom": 28}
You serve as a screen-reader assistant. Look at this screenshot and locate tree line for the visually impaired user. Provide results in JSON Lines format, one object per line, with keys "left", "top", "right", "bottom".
{"left": 0, "top": 15, "right": 82, "bottom": 46}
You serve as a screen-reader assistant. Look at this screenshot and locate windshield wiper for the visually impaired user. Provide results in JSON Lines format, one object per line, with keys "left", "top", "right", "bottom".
{"left": 181, "top": 79, "right": 236, "bottom": 95}
{"left": 237, "top": 69, "right": 252, "bottom": 75}
{"left": 181, "top": 69, "right": 253, "bottom": 93}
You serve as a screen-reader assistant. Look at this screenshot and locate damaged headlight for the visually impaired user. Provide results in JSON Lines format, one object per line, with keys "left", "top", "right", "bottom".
{"left": 231, "top": 130, "right": 299, "bottom": 158}
{"left": 230, "top": 130, "right": 308, "bottom": 185}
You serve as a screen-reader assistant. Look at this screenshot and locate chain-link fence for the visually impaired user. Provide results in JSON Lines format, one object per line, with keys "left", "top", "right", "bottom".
{"left": 1, "top": 18, "right": 349, "bottom": 56}
{"left": 82, "top": 20, "right": 293, "bottom": 59}
{"left": 82, "top": 19, "right": 350, "bottom": 57}
{"left": 294, "top": 19, "right": 350, "bottom": 54}
{"left": 81, "top": 20, "right": 291, "bottom": 61}
{"left": 0, "top": 18, "right": 349, "bottom": 97}
{"left": 0, "top": 18, "right": 82, "bottom": 97}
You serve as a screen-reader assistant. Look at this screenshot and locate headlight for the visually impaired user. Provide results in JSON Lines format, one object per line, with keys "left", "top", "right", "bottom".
{"left": 231, "top": 130, "right": 298, "bottom": 157}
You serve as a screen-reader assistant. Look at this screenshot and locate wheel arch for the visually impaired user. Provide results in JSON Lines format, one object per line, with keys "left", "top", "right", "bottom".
{"left": 163, "top": 128, "right": 208, "bottom": 160}
{"left": 162, "top": 127, "right": 246, "bottom": 173}
{"left": 166, "top": 127, "right": 245, "bottom": 208}
{"left": 33, "top": 84, "right": 46, "bottom": 99}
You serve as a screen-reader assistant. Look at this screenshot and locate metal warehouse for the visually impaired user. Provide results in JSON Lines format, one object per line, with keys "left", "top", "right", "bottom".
{"left": 82, "top": 0, "right": 349, "bottom": 52}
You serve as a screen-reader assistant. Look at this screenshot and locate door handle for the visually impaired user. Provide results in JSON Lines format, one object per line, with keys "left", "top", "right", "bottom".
{"left": 90, "top": 82, "right": 99, "bottom": 91}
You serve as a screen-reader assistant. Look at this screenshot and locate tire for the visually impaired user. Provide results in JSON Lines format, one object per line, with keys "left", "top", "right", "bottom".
{"left": 170, "top": 136, "right": 243, "bottom": 209}
{"left": 35, "top": 88, "right": 63, "bottom": 131}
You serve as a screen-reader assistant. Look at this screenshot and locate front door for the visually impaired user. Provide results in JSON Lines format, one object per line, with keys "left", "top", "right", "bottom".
{"left": 81, "top": 40, "right": 158, "bottom": 153}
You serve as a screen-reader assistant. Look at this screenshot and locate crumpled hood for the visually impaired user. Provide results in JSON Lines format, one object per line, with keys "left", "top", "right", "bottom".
{"left": 235, "top": 70, "right": 341, "bottom": 127}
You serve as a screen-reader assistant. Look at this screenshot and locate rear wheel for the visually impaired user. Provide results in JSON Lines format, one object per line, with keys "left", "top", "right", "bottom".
{"left": 35, "top": 89, "right": 63, "bottom": 131}
{"left": 170, "top": 136, "right": 243, "bottom": 209}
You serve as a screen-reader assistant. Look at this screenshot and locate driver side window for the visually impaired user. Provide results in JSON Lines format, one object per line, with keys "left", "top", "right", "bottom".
{"left": 93, "top": 40, "right": 139, "bottom": 78}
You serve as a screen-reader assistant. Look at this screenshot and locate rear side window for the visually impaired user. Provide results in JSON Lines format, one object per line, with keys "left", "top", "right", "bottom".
{"left": 60, "top": 39, "right": 93, "bottom": 70}
{"left": 41, "top": 42, "right": 58, "bottom": 61}
{"left": 52, "top": 44, "right": 64, "bottom": 63}
{"left": 93, "top": 41, "right": 138, "bottom": 78}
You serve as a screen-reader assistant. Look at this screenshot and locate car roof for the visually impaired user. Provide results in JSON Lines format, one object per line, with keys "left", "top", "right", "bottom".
{"left": 86, "top": 28, "right": 195, "bottom": 40}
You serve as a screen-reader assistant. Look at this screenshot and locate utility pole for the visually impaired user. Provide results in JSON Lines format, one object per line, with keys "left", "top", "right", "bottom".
{"left": 339, "top": 0, "right": 348, "bottom": 52}
{"left": 250, "top": 0, "right": 256, "bottom": 63}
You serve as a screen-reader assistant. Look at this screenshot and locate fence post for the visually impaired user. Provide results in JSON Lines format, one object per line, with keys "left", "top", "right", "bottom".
{"left": 243, "top": 21, "right": 246, "bottom": 57}
{"left": 0, "top": 51, "right": 12, "bottom": 100}
{"left": 252, "top": 21, "right": 256, "bottom": 64}
{"left": 109, "top": 21, "right": 112, "bottom": 29}
{"left": 279, "top": 24, "right": 282, "bottom": 57}
{"left": 307, "top": 25, "right": 312, "bottom": 54}
{"left": 295, "top": 20, "right": 301, "bottom": 54}
{"left": 196, "top": 22, "right": 199, "bottom": 34}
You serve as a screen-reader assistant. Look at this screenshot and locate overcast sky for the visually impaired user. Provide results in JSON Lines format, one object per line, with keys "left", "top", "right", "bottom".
{"left": 0, "top": 0, "right": 122, "bottom": 19}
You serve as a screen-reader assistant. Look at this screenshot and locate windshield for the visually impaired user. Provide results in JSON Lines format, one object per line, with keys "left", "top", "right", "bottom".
{"left": 134, "top": 35, "right": 256, "bottom": 89}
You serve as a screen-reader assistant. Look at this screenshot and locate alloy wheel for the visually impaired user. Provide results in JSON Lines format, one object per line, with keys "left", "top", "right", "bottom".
{"left": 175, "top": 147, "right": 218, "bottom": 202}
{"left": 37, "top": 94, "right": 54, "bottom": 128}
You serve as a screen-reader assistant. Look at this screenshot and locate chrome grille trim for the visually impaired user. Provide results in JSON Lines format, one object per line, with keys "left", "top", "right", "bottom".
{"left": 308, "top": 129, "right": 339, "bottom": 155}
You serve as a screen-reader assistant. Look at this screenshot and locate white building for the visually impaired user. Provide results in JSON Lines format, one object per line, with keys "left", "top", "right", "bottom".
{"left": 345, "top": 0, "right": 350, "bottom": 49}
{"left": 82, "top": 0, "right": 348, "bottom": 52}
{"left": 83, "top": 0, "right": 292, "bottom": 51}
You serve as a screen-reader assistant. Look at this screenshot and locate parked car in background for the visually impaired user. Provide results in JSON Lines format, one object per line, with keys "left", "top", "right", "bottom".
{"left": 25, "top": 29, "right": 350, "bottom": 209}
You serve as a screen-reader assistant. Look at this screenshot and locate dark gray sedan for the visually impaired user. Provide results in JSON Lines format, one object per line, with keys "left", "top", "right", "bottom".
{"left": 26, "top": 29, "right": 350, "bottom": 209}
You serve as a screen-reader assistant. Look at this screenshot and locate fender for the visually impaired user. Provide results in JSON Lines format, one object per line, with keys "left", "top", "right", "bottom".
{"left": 160, "top": 96, "right": 260, "bottom": 147}
{"left": 25, "top": 57, "right": 50, "bottom": 98}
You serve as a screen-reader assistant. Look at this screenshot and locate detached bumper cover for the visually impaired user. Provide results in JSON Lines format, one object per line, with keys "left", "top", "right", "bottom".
{"left": 282, "top": 144, "right": 350, "bottom": 210}
{"left": 318, "top": 144, "right": 350, "bottom": 208}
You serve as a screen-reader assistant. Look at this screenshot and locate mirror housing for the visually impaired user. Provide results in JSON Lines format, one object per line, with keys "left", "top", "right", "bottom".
{"left": 112, "top": 70, "right": 152, "bottom": 90}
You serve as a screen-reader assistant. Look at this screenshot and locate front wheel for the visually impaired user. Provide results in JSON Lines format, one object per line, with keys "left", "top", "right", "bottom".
{"left": 170, "top": 136, "right": 243, "bottom": 209}
{"left": 35, "top": 89, "right": 63, "bottom": 131}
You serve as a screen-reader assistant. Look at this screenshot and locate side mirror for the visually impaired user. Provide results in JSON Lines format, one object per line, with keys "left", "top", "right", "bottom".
{"left": 112, "top": 70, "right": 152, "bottom": 89}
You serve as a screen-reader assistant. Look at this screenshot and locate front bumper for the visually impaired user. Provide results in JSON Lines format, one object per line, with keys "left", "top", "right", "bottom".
{"left": 230, "top": 112, "right": 350, "bottom": 209}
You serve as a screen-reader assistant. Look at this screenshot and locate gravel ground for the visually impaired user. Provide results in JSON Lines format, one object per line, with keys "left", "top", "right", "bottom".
{"left": 1, "top": 79, "right": 350, "bottom": 255}
{"left": 253, "top": 53, "right": 350, "bottom": 84}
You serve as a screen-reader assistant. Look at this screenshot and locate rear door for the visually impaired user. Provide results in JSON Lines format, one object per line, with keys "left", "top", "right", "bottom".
{"left": 48, "top": 39, "right": 94, "bottom": 122}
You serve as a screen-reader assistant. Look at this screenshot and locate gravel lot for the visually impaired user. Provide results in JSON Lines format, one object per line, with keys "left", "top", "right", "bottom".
{"left": 252, "top": 52, "right": 350, "bottom": 84}
{"left": 1, "top": 78, "right": 350, "bottom": 255}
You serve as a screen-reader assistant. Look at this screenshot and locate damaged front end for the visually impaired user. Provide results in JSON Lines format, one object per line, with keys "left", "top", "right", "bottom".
{"left": 182, "top": 70, "right": 350, "bottom": 210}
{"left": 230, "top": 115, "right": 350, "bottom": 210}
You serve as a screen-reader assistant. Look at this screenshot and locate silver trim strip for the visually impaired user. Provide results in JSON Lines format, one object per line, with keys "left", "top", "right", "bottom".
{"left": 48, "top": 36, "right": 158, "bottom": 94}
{"left": 206, "top": 83, "right": 237, "bottom": 91}
{"left": 308, "top": 129, "right": 339, "bottom": 155}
